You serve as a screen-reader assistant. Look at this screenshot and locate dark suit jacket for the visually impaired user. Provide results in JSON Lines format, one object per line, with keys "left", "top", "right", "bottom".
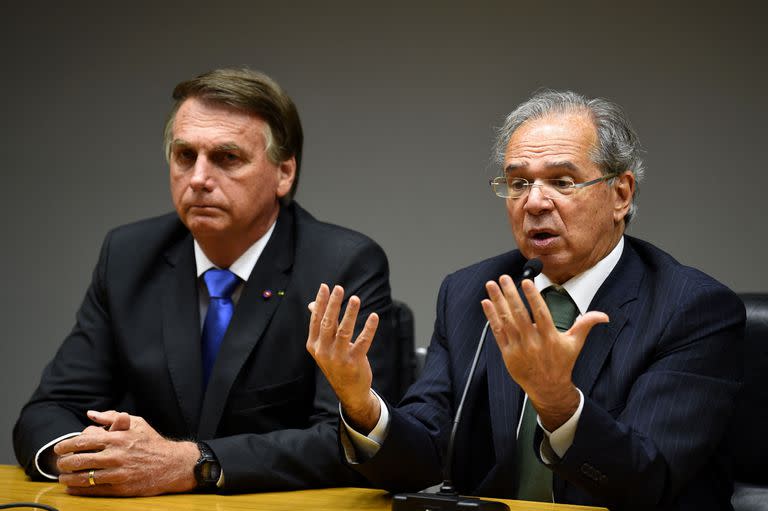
{"left": 14, "top": 202, "right": 397, "bottom": 492}
{"left": 353, "top": 236, "right": 745, "bottom": 510}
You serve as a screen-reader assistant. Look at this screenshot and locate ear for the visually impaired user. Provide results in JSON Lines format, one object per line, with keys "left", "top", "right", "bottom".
{"left": 275, "top": 156, "right": 297, "bottom": 198}
{"left": 612, "top": 171, "right": 635, "bottom": 223}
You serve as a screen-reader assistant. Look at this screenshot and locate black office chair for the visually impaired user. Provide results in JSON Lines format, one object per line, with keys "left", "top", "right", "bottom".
{"left": 392, "top": 299, "right": 416, "bottom": 401}
{"left": 731, "top": 293, "right": 768, "bottom": 511}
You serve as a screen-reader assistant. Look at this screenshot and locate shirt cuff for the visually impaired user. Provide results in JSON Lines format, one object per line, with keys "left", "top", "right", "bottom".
{"left": 538, "top": 388, "right": 584, "bottom": 463}
{"left": 339, "top": 389, "right": 389, "bottom": 463}
{"left": 35, "top": 432, "right": 80, "bottom": 480}
{"left": 217, "top": 468, "right": 225, "bottom": 488}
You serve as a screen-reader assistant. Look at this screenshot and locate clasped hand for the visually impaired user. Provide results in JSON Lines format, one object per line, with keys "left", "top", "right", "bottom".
{"left": 481, "top": 276, "right": 609, "bottom": 431}
{"left": 54, "top": 410, "right": 198, "bottom": 496}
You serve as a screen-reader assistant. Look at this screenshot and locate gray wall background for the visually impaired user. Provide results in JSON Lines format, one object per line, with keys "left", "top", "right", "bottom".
{"left": 1, "top": 1, "right": 765, "bottom": 466}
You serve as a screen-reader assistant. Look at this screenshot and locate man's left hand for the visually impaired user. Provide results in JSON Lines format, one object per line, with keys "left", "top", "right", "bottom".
{"left": 54, "top": 410, "right": 199, "bottom": 496}
{"left": 481, "top": 276, "right": 609, "bottom": 431}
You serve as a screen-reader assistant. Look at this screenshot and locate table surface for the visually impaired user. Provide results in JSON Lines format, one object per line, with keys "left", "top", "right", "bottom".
{"left": 0, "top": 465, "right": 607, "bottom": 511}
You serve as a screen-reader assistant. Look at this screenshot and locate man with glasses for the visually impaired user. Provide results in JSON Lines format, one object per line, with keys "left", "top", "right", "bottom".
{"left": 307, "top": 91, "right": 744, "bottom": 510}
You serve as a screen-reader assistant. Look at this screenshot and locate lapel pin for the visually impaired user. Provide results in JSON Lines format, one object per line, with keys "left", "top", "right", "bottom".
{"left": 277, "top": 290, "right": 285, "bottom": 296}
{"left": 262, "top": 290, "right": 273, "bottom": 299}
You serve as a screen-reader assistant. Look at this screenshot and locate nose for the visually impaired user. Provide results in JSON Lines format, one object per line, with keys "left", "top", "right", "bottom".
{"left": 189, "top": 158, "right": 214, "bottom": 191}
{"left": 522, "top": 183, "right": 554, "bottom": 214}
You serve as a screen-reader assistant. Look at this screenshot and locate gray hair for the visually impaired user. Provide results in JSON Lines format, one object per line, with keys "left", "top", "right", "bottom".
{"left": 493, "top": 90, "right": 644, "bottom": 224}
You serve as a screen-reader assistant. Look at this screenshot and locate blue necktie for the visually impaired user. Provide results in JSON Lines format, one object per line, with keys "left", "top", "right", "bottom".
{"left": 201, "top": 269, "right": 240, "bottom": 388}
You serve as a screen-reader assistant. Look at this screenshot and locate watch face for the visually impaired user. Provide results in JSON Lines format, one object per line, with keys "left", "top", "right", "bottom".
{"left": 200, "top": 460, "right": 221, "bottom": 483}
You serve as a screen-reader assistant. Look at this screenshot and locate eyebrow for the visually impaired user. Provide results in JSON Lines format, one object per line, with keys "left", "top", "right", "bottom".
{"left": 504, "top": 160, "right": 580, "bottom": 174}
{"left": 212, "top": 143, "right": 242, "bottom": 153}
{"left": 169, "top": 140, "right": 243, "bottom": 153}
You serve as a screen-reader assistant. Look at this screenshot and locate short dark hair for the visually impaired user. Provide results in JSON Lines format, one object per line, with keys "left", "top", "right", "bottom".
{"left": 164, "top": 68, "right": 304, "bottom": 203}
{"left": 494, "top": 90, "right": 644, "bottom": 224}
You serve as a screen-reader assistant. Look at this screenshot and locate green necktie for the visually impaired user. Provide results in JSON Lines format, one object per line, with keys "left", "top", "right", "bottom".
{"left": 514, "top": 286, "right": 578, "bottom": 502}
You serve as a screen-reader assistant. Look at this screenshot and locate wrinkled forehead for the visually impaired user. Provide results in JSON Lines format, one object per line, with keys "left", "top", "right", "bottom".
{"left": 503, "top": 113, "right": 598, "bottom": 171}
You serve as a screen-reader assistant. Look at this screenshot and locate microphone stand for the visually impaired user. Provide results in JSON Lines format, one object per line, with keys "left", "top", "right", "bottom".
{"left": 391, "top": 322, "right": 508, "bottom": 511}
{"left": 391, "top": 259, "right": 542, "bottom": 511}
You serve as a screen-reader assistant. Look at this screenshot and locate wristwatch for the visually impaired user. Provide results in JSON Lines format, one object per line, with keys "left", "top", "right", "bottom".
{"left": 193, "top": 441, "right": 221, "bottom": 490}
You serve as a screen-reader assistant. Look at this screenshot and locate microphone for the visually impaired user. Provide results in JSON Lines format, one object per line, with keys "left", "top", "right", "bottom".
{"left": 520, "top": 258, "right": 542, "bottom": 281}
{"left": 392, "top": 258, "right": 543, "bottom": 511}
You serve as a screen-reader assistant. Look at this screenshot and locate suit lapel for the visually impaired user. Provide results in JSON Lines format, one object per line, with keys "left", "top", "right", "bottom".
{"left": 197, "top": 206, "right": 296, "bottom": 439}
{"left": 572, "top": 241, "right": 643, "bottom": 395}
{"left": 161, "top": 234, "right": 204, "bottom": 435}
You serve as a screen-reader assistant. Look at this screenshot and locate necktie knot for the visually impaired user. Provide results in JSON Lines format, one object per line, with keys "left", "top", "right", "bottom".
{"left": 542, "top": 286, "right": 579, "bottom": 332}
{"left": 204, "top": 269, "right": 239, "bottom": 299}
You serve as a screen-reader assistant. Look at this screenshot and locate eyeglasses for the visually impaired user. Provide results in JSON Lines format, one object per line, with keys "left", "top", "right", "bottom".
{"left": 489, "top": 172, "right": 619, "bottom": 200}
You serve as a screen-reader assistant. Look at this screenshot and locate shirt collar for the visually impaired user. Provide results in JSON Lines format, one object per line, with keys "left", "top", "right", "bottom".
{"left": 194, "top": 220, "right": 277, "bottom": 282}
{"left": 533, "top": 236, "right": 624, "bottom": 315}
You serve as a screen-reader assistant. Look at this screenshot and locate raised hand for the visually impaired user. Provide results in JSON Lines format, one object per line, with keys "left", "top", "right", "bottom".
{"left": 306, "top": 283, "right": 381, "bottom": 433}
{"left": 481, "top": 276, "right": 609, "bottom": 431}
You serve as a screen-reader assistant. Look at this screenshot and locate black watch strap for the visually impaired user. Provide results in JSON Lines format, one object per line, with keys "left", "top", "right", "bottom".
{"left": 194, "top": 441, "right": 221, "bottom": 490}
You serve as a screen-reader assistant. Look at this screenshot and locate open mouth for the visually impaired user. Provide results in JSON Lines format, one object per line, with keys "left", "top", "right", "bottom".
{"left": 532, "top": 232, "right": 556, "bottom": 240}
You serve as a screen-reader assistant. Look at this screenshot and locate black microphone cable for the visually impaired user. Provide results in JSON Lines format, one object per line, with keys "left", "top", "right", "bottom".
{"left": 0, "top": 504, "right": 59, "bottom": 510}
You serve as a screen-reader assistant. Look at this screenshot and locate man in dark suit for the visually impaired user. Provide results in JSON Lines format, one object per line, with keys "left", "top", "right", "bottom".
{"left": 14, "top": 68, "right": 396, "bottom": 496}
{"left": 307, "top": 91, "right": 745, "bottom": 510}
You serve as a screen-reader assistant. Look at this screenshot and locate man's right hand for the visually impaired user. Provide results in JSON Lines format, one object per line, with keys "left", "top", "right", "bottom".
{"left": 306, "top": 283, "right": 381, "bottom": 434}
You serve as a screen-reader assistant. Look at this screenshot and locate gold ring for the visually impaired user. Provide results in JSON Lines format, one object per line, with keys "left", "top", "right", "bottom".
{"left": 88, "top": 469, "right": 96, "bottom": 486}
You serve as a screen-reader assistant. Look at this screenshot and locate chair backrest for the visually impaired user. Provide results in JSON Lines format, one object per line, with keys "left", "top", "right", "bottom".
{"left": 731, "top": 293, "right": 768, "bottom": 484}
{"left": 392, "top": 299, "right": 416, "bottom": 401}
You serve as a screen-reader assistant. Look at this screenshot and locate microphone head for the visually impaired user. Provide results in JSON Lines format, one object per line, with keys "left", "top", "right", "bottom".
{"left": 521, "top": 258, "right": 543, "bottom": 281}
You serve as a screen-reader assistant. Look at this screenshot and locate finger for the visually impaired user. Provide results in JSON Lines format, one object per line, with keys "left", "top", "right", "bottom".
{"left": 87, "top": 410, "right": 119, "bottom": 428}
{"left": 57, "top": 449, "right": 115, "bottom": 473}
{"left": 319, "top": 285, "right": 345, "bottom": 341}
{"left": 498, "top": 275, "right": 532, "bottom": 330}
{"left": 108, "top": 412, "right": 131, "bottom": 431}
{"left": 519, "top": 279, "right": 557, "bottom": 334}
{"left": 59, "top": 468, "right": 101, "bottom": 488}
{"left": 335, "top": 295, "right": 361, "bottom": 344}
{"left": 63, "top": 466, "right": 130, "bottom": 488}
{"left": 349, "top": 312, "right": 379, "bottom": 357}
{"left": 87, "top": 409, "right": 131, "bottom": 432}
{"left": 54, "top": 430, "right": 106, "bottom": 456}
{"left": 568, "top": 311, "right": 610, "bottom": 345}
{"left": 307, "top": 284, "right": 330, "bottom": 347}
{"left": 481, "top": 298, "right": 510, "bottom": 349}
{"left": 485, "top": 279, "right": 523, "bottom": 338}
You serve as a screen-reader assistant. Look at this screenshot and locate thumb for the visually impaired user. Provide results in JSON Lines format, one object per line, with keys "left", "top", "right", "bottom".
{"left": 87, "top": 410, "right": 131, "bottom": 431}
{"left": 568, "top": 311, "right": 609, "bottom": 343}
{"left": 108, "top": 412, "right": 132, "bottom": 431}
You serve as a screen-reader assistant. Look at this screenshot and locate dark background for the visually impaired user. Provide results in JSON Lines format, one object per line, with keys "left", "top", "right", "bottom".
{"left": 1, "top": 1, "right": 765, "bottom": 465}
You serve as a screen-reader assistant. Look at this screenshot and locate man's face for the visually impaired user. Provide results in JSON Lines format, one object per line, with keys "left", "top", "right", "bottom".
{"left": 503, "top": 112, "right": 633, "bottom": 284}
{"left": 169, "top": 98, "right": 295, "bottom": 244}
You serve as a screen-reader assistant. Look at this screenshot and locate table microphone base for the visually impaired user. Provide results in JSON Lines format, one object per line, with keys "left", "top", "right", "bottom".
{"left": 392, "top": 491, "right": 510, "bottom": 510}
